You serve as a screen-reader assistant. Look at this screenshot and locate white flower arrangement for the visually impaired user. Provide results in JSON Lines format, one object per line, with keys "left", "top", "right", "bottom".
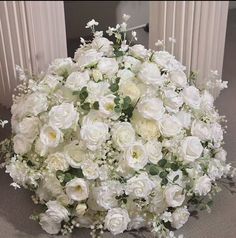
{"left": 0, "top": 15, "right": 235, "bottom": 238}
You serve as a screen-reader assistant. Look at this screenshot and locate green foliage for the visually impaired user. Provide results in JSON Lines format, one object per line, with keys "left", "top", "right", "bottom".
{"left": 158, "top": 159, "right": 167, "bottom": 168}
{"left": 149, "top": 166, "right": 159, "bottom": 176}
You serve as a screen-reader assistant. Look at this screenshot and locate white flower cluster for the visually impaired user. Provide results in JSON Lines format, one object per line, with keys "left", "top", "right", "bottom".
{"left": 4, "top": 17, "right": 234, "bottom": 238}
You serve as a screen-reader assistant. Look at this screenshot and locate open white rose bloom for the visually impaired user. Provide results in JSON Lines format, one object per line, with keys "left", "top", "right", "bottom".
{"left": 1, "top": 16, "right": 235, "bottom": 238}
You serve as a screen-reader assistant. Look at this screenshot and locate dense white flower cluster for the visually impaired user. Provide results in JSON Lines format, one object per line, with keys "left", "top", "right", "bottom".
{"left": 2, "top": 16, "right": 234, "bottom": 238}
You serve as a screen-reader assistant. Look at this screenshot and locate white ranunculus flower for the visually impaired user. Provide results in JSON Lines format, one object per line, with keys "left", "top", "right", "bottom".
{"left": 171, "top": 206, "right": 190, "bottom": 229}
{"left": 104, "top": 208, "right": 130, "bottom": 235}
{"left": 65, "top": 178, "right": 89, "bottom": 202}
{"left": 137, "top": 97, "right": 165, "bottom": 121}
{"left": 64, "top": 140, "right": 87, "bottom": 168}
{"left": 129, "top": 44, "right": 148, "bottom": 59}
{"left": 45, "top": 153, "right": 69, "bottom": 172}
{"left": 124, "top": 142, "right": 148, "bottom": 171}
{"left": 112, "top": 122, "right": 136, "bottom": 150}
{"left": 131, "top": 111, "right": 160, "bottom": 140}
{"left": 182, "top": 86, "right": 201, "bottom": 109}
{"left": 159, "top": 114, "right": 182, "bottom": 137}
{"left": 81, "top": 161, "right": 99, "bottom": 180}
{"left": 13, "top": 134, "right": 32, "bottom": 155}
{"left": 45, "top": 200, "right": 69, "bottom": 223}
{"left": 65, "top": 71, "right": 90, "bottom": 91}
{"left": 76, "top": 49, "right": 103, "bottom": 68}
{"left": 97, "top": 57, "right": 119, "bottom": 77}
{"left": 176, "top": 111, "right": 192, "bottom": 129}
{"left": 211, "top": 123, "right": 223, "bottom": 143}
{"left": 80, "top": 120, "right": 109, "bottom": 151}
{"left": 165, "top": 185, "right": 185, "bottom": 207}
{"left": 163, "top": 89, "right": 183, "bottom": 113}
{"left": 191, "top": 120, "right": 211, "bottom": 141}
{"left": 194, "top": 175, "right": 212, "bottom": 196}
{"left": 39, "top": 213, "right": 61, "bottom": 235}
{"left": 117, "top": 69, "right": 135, "bottom": 81}
{"left": 49, "top": 102, "right": 78, "bottom": 129}
{"left": 40, "top": 125, "right": 62, "bottom": 148}
{"left": 145, "top": 140, "right": 162, "bottom": 164}
{"left": 126, "top": 173, "right": 155, "bottom": 198}
{"left": 119, "top": 79, "right": 141, "bottom": 102}
{"left": 16, "top": 117, "right": 40, "bottom": 141}
{"left": 181, "top": 136, "right": 203, "bottom": 162}
{"left": 123, "top": 55, "right": 141, "bottom": 73}
{"left": 138, "top": 62, "right": 164, "bottom": 86}
{"left": 91, "top": 37, "right": 113, "bottom": 55}
{"left": 49, "top": 58, "right": 74, "bottom": 76}
{"left": 99, "top": 94, "right": 116, "bottom": 118}
{"left": 169, "top": 70, "right": 187, "bottom": 88}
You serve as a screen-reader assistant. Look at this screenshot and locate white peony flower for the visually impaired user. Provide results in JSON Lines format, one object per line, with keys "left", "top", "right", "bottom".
{"left": 76, "top": 49, "right": 103, "bottom": 68}
{"left": 176, "top": 111, "right": 192, "bottom": 129}
{"left": 112, "top": 122, "right": 136, "bottom": 150}
{"left": 191, "top": 120, "right": 211, "bottom": 141}
{"left": 193, "top": 175, "right": 212, "bottom": 196}
{"left": 129, "top": 44, "right": 148, "bottom": 59}
{"left": 45, "top": 153, "right": 69, "bottom": 172}
{"left": 169, "top": 70, "right": 187, "bottom": 88}
{"left": 138, "top": 62, "right": 164, "bottom": 86}
{"left": 171, "top": 206, "right": 190, "bottom": 229}
{"left": 145, "top": 140, "right": 162, "bottom": 164}
{"left": 126, "top": 173, "right": 155, "bottom": 198}
{"left": 104, "top": 208, "right": 130, "bottom": 235}
{"left": 13, "top": 134, "right": 32, "bottom": 155}
{"left": 92, "top": 37, "right": 113, "bottom": 55}
{"left": 159, "top": 114, "right": 182, "bottom": 137}
{"left": 80, "top": 120, "right": 109, "bottom": 151}
{"left": 165, "top": 185, "right": 185, "bottom": 207}
{"left": 40, "top": 125, "right": 63, "bottom": 148}
{"left": 124, "top": 142, "right": 148, "bottom": 170}
{"left": 182, "top": 86, "right": 201, "bottom": 109}
{"left": 97, "top": 57, "right": 119, "bottom": 77}
{"left": 99, "top": 94, "right": 116, "bottom": 118}
{"left": 81, "top": 161, "right": 99, "bottom": 180}
{"left": 65, "top": 178, "right": 89, "bottom": 202}
{"left": 49, "top": 102, "right": 78, "bottom": 129}
{"left": 181, "top": 136, "right": 203, "bottom": 162}
{"left": 65, "top": 71, "right": 90, "bottom": 91}
{"left": 137, "top": 97, "right": 165, "bottom": 121}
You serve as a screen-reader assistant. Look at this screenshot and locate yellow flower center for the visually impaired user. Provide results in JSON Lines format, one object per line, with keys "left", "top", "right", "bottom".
{"left": 49, "top": 132, "right": 57, "bottom": 140}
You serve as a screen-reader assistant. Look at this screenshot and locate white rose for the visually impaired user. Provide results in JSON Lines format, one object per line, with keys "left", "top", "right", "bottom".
{"left": 45, "top": 153, "right": 69, "bottom": 172}
{"left": 81, "top": 161, "right": 99, "bottom": 180}
{"left": 211, "top": 123, "right": 223, "bottom": 143}
{"left": 39, "top": 213, "right": 61, "bottom": 235}
{"left": 99, "top": 94, "right": 116, "bottom": 118}
{"left": 182, "top": 86, "right": 201, "bottom": 109}
{"left": 119, "top": 79, "right": 141, "bottom": 102}
{"left": 40, "top": 125, "right": 62, "bottom": 148}
{"left": 137, "top": 97, "right": 165, "bottom": 121}
{"left": 76, "top": 49, "right": 103, "bottom": 68}
{"left": 152, "top": 51, "right": 175, "bottom": 68}
{"left": 97, "top": 57, "right": 118, "bottom": 77}
{"left": 181, "top": 136, "right": 203, "bottom": 162}
{"left": 65, "top": 71, "right": 90, "bottom": 91}
{"left": 91, "top": 37, "right": 113, "bottom": 55}
{"left": 75, "top": 203, "right": 87, "bottom": 216}
{"left": 131, "top": 111, "right": 160, "bottom": 140}
{"left": 104, "top": 208, "right": 130, "bottom": 235}
{"left": 45, "top": 200, "right": 69, "bottom": 223}
{"left": 123, "top": 55, "right": 141, "bottom": 72}
{"left": 13, "top": 134, "right": 32, "bottom": 155}
{"left": 65, "top": 178, "right": 89, "bottom": 202}
{"left": 54, "top": 86, "right": 77, "bottom": 103}
{"left": 169, "top": 70, "right": 187, "bottom": 88}
{"left": 191, "top": 120, "right": 211, "bottom": 141}
{"left": 117, "top": 69, "right": 135, "bottom": 81}
{"left": 112, "top": 122, "right": 136, "bottom": 150}
{"left": 124, "top": 142, "right": 148, "bottom": 171}
{"left": 25, "top": 92, "right": 48, "bottom": 116}
{"left": 194, "top": 175, "right": 212, "bottom": 196}
{"left": 16, "top": 117, "right": 40, "bottom": 141}
{"left": 207, "top": 159, "right": 224, "bottom": 181}
{"left": 49, "top": 58, "right": 74, "bottom": 76}
{"left": 163, "top": 89, "right": 183, "bottom": 113}
{"left": 145, "top": 140, "right": 162, "bottom": 164}
{"left": 129, "top": 44, "right": 148, "bottom": 59}
{"left": 138, "top": 62, "right": 164, "bottom": 86}
{"left": 38, "top": 74, "right": 61, "bottom": 93}
{"left": 159, "top": 115, "right": 182, "bottom": 137}
{"left": 87, "top": 81, "right": 110, "bottom": 103}
{"left": 64, "top": 140, "right": 87, "bottom": 168}
{"left": 126, "top": 173, "right": 155, "bottom": 198}
{"left": 165, "top": 185, "right": 185, "bottom": 207}
{"left": 49, "top": 102, "right": 78, "bottom": 129}
{"left": 176, "top": 111, "right": 192, "bottom": 129}
{"left": 171, "top": 206, "right": 190, "bottom": 229}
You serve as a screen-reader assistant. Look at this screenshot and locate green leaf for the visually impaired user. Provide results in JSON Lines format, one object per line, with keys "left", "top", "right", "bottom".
{"left": 171, "top": 163, "right": 179, "bottom": 171}
{"left": 79, "top": 87, "right": 88, "bottom": 102}
{"left": 159, "top": 171, "right": 168, "bottom": 179}
{"left": 173, "top": 175, "right": 179, "bottom": 183}
{"left": 114, "top": 105, "right": 122, "bottom": 113}
{"left": 114, "top": 50, "right": 124, "bottom": 57}
{"left": 109, "top": 83, "right": 119, "bottom": 92}
{"left": 64, "top": 173, "right": 75, "bottom": 183}
{"left": 72, "top": 91, "right": 80, "bottom": 95}
{"left": 114, "top": 96, "right": 120, "bottom": 105}
{"left": 92, "top": 101, "right": 99, "bottom": 110}
{"left": 122, "top": 96, "right": 132, "bottom": 110}
{"left": 69, "top": 168, "right": 84, "bottom": 178}
{"left": 149, "top": 166, "right": 159, "bottom": 176}
{"left": 81, "top": 102, "right": 90, "bottom": 111}
{"left": 161, "top": 178, "right": 168, "bottom": 186}
{"left": 158, "top": 159, "right": 167, "bottom": 167}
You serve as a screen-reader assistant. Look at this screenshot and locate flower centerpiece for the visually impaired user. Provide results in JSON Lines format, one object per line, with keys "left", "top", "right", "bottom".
{"left": 1, "top": 15, "right": 235, "bottom": 238}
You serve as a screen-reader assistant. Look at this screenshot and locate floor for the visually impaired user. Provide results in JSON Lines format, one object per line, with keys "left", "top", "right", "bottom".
{"left": 0, "top": 8, "right": 236, "bottom": 238}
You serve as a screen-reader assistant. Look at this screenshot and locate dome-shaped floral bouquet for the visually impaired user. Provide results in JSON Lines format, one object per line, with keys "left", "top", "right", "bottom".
{"left": 1, "top": 15, "right": 235, "bottom": 238}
